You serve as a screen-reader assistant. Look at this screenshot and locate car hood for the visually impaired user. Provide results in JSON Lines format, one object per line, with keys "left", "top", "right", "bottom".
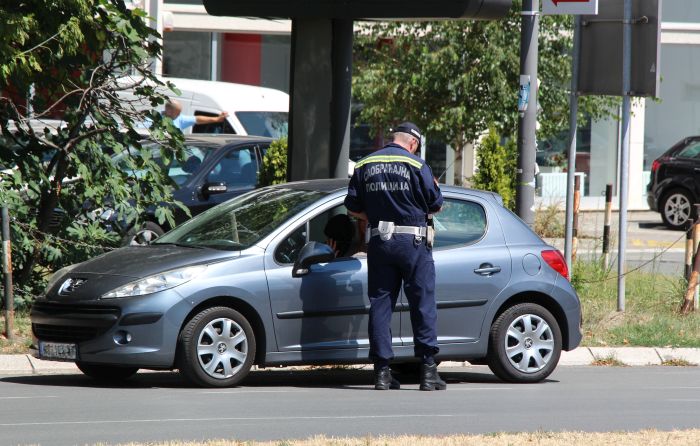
{"left": 72, "top": 245, "right": 238, "bottom": 278}
{"left": 44, "top": 245, "right": 239, "bottom": 302}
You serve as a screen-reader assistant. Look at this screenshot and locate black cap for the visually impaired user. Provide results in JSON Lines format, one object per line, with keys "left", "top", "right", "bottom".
{"left": 392, "top": 122, "right": 423, "bottom": 149}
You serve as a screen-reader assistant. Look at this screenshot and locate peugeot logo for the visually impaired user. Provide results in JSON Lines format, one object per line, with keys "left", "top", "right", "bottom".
{"left": 58, "top": 278, "right": 87, "bottom": 296}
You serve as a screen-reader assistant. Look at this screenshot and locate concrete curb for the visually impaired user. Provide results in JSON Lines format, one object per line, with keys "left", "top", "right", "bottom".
{"left": 0, "top": 348, "right": 697, "bottom": 376}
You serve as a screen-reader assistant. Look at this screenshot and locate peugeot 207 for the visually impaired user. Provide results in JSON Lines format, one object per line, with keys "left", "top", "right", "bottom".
{"left": 31, "top": 179, "right": 582, "bottom": 387}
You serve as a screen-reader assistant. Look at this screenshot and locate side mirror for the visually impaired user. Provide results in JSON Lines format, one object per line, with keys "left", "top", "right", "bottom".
{"left": 292, "top": 241, "right": 335, "bottom": 278}
{"left": 202, "top": 182, "right": 227, "bottom": 198}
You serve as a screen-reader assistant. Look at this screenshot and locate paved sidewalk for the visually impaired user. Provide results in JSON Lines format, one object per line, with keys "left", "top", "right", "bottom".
{"left": 0, "top": 347, "right": 698, "bottom": 376}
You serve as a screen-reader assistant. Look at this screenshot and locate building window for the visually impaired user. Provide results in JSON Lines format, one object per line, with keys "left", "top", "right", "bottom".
{"left": 163, "top": 31, "right": 213, "bottom": 80}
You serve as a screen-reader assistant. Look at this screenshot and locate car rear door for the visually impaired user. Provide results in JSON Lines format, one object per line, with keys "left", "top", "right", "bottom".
{"left": 400, "top": 193, "right": 512, "bottom": 345}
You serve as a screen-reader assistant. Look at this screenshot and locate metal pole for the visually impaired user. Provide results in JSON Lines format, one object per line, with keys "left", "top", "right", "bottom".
{"left": 617, "top": 0, "right": 633, "bottom": 312}
{"left": 572, "top": 175, "right": 581, "bottom": 264}
{"left": 685, "top": 221, "right": 694, "bottom": 281}
{"left": 2, "top": 207, "right": 14, "bottom": 340}
{"left": 602, "top": 184, "right": 613, "bottom": 268}
{"left": 515, "top": 0, "right": 539, "bottom": 227}
{"left": 564, "top": 15, "right": 582, "bottom": 270}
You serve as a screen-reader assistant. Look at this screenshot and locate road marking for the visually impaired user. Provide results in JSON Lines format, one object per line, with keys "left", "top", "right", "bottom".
{"left": 199, "top": 390, "right": 307, "bottom": 394}
{"left": 0, "top": 396, "right": 57, "bottom": 400}
{"left": 0, "top": 414, "right": 471, "bottom": 427}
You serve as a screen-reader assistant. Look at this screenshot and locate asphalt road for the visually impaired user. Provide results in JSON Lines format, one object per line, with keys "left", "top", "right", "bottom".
{"left": 1, "top": 366, "right": 699, "bottom": 445}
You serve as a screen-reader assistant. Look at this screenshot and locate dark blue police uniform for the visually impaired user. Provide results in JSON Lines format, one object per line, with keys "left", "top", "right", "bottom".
{"left": 344, "top": 139, "right": 443, "bottom": 370}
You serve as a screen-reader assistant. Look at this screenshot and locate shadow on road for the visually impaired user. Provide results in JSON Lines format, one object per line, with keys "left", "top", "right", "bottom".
{"left": 1, "top": 366, "right": 557, "bottom": 390}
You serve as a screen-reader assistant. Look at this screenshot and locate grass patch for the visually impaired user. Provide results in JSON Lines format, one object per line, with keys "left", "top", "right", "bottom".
{"left": 110, "top": 430, "right": 700, "bottom": 446}
{"left": 591, "top": 355, "right": 627, "bottom": 367}
{"left": 661, "top": 358, "right": 696, "bottom": 367}
{"left": 574, "top": 261, "right": 700, "bottom": 348}
{"left": 0, "top": 312, "right": 34, "bottom": 354}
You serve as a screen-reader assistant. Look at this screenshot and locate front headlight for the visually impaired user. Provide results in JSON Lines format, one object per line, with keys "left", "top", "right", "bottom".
{"left": 45, "top": 264, "right": 79, "bottom": 294}
{"left": 101, "top": 265, "right": 207, "bottom": 299}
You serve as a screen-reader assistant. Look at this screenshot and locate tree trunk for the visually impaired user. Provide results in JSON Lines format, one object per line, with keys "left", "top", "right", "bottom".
{"left": 680, "top": 248, "right": 700, "bottom": 314}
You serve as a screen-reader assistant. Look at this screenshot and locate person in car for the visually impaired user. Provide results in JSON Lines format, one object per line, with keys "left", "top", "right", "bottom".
{"left": 164, "top": 99, "right": 229, "bottom": 131}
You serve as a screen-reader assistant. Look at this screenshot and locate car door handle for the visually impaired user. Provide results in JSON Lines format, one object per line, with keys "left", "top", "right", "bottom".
{"left": 474, "top": 264, "right": 501, "bottom": 276}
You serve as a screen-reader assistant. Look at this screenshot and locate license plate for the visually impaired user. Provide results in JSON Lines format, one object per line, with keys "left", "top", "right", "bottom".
{"left": 39, "top": 341, "right": 77, "bottom": 361}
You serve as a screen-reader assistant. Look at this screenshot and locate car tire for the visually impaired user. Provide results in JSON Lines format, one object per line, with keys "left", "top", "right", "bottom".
{"left": 76, "top": 363, "right": 139, "bottom": 381}
{"left": 487, "top": 303, "right": 562, "bottom": 383}
{"left": 660, "top": 188, "right": 695, "bottom": 230}
{"left": 123, "top": 221, "right": 164, "bottom": 246}
{"left": 177, "top": 306, "right": 256, "bottom": 388}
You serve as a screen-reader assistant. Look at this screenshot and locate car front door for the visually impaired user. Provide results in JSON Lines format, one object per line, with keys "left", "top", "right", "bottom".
{"left": 264, "top": 200, "right": 401, "bottom": 354}
{"left": 400, "top": 194, "right": 512, "bottom": 346}
{"left": 189, "top": 144, "right": 260, "bottom": 216}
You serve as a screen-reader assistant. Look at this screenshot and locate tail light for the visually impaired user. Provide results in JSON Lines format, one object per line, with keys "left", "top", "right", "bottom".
{"left": 651, "top": 159, "right": 660, "bottom": 173}
{"left": 541, "top": 249, "right": 569, "bottom": 281}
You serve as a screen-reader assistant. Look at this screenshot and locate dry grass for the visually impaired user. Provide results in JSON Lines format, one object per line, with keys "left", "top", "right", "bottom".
{"left": 0, "top": 313, "right": 33, "bottom": 354}
{"left": 591, "top": 355, "right": 627, "bottom": 367}
{"left": 110, "top": 430, "right": 700, "bottom": 446}
{"left": 661, "top": 358, "right": 696, "bottom": 367}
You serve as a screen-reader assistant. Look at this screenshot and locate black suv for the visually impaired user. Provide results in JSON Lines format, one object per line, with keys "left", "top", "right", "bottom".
{"left": 647, "top": 136, "right": 700, "bottom": 229}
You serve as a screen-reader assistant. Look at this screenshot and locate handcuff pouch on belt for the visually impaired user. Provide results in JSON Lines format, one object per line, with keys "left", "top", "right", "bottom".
{"left": 377, "top": 221, "right": 395, "bottom": 241}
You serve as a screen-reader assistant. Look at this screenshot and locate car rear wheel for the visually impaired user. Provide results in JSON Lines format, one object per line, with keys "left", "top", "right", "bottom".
{"left": 177, "top": 306, "right": 256, "bottom": 387}
{"left": 487, "top": 303, "right": 561, "bottom": 383}
{"left": 76, "top": 363, "right": 139, "bottom": 381}
{"left": 661, "top": 189, "right": 695, "bottom": 229}
{"left": 123, "top": 221, "right": 164, "bottom": 246}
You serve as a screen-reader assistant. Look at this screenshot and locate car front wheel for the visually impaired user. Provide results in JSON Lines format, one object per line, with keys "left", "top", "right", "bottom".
{"left": 177, "top": 306, "right": 256, "bottom": 387}
{"left": 123, "top": 221, "right": 164, "bottom": 246}
{"left": 487, "top": 303, "right": 561, "bottom": 383}
{"left": 661, "top": 189, "right": 695, "bottom": 229}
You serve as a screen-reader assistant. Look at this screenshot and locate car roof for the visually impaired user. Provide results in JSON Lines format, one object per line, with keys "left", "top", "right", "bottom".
{"left": 163, "top": 77, "right": 289, "bottom": 112}
{"left": 270, "top": 178, "right": 504, "bottom": 203}
{"left": 182, "top": 134, "right": 273, "bottom": 146}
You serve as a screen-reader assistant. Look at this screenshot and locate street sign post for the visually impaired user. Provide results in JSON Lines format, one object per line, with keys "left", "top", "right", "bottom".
{"left": 542, "top": 0, "right": 597, "bottom": 15}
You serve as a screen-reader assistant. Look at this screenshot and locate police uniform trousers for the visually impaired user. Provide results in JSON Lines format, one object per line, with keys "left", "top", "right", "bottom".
{"left": 367, "top": 233, "right": 439, "bottom": 365}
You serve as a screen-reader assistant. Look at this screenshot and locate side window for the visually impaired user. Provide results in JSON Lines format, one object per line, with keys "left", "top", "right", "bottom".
{"left": 207, "top": 146, "right": 258, "bottom": 187}
{"left": 275, "top": 204, "right": 364, "bottom": 264}
{"left": 677, "top": 141, "right": 700, "bottom": 159}
{"left": 192, "top": 111, "right": 236, "bottom": 134}
{"left": 275, "top": 223, "right": 308, "bottom": 264}
{"left": 432, "top": 198, "right": 487, "bottom": 248}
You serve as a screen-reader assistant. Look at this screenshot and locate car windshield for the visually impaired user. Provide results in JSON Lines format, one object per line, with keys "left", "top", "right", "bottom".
{"left": 154, "top": 187, "right": 327, "bottom": 250}
{"left": 113, "top": 144, "right": 216, "bottom": 187}
{"left": 235, "top": 112, "right": 288, "bottom": 138}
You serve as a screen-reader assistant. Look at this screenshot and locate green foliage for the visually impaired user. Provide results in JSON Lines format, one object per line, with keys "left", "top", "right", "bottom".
{"left": 471, "top": 128, "right": 517, "bottom": 210}
{"left": 0, "top": 0, "right": 186, "bottom": 303}
{"left": 258, "top": 137, "right": 288, "bottom": 186}
{"left": 353, "top": 2, "right": 616, "bottom": 156}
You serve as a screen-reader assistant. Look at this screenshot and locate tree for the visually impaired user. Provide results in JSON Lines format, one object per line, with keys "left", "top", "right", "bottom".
{"left": 471, "top": 128, "right": 517, "bottom": 210}
{"left": 353, "top": 2, "right": 616, "bottom": 181}
{"left": 0, "top": 0, "right": 186, "bottom": 298}
{"left": 258, "top": 137, "right": 288, "bottom": 187}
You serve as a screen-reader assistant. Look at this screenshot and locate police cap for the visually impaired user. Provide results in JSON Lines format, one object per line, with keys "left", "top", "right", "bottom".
{"left": 392, "top": 122, "right": 423, "bottom": 150}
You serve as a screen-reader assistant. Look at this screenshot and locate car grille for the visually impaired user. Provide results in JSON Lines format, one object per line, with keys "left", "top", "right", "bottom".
{"left": 31, "top": 302, "right": 121, "bottom": 343}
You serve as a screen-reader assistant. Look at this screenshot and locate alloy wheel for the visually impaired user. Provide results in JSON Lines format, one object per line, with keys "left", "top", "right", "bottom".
{"left": 663, "top": 193, "right": 691, "bottom": 227}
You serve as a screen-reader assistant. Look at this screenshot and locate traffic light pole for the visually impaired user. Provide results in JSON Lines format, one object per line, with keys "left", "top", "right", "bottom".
{"left": 516, "top": 0, "right": 539, "bottom": 227}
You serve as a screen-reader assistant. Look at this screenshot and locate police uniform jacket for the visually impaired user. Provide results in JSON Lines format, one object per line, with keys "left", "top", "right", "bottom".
{"left": 345, "top": 143, "right": 443, "bottom": 228}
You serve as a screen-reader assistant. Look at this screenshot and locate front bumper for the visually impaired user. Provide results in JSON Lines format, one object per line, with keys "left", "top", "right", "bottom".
{"left": 31, "top": 290, "right": 193, "bottom": 368}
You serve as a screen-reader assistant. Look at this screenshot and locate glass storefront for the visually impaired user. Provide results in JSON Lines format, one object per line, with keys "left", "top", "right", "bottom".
{"left": 163, "top": 31, "right": 213, "bottom": 80}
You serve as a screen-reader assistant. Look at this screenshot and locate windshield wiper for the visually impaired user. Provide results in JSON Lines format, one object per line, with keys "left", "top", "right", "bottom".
{"left": 152, "top": 242, "right": 205, "bottom": 249}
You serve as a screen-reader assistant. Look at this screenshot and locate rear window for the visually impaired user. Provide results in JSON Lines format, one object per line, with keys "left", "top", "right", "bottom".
{"left": 676, "top": 141, "right": 700, "bottom": 159}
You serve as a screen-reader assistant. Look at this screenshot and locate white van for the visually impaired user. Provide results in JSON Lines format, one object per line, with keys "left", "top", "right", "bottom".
{"left": 118, "top": 76, "right": 289, "bottom": 138}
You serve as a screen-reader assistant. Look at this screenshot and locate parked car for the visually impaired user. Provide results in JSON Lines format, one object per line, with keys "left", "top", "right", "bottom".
{"left": 647, "top": 136, "right": 700, "bottom": 229}
{"left": 107, "top": 134, "right": 271, "bottom": 245}
{"left": 31, "top": 179, "right": 582, "bottom": 387}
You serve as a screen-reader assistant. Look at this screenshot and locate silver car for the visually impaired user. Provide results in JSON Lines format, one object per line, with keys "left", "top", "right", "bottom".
{"left": 31, "top": 179, "right": 582, "bottom": 387}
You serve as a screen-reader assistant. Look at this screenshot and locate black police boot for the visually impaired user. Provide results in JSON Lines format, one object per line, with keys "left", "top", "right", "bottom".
{"left": 419, "top": 363, "right": 446, "bottom": 391}
{"left": 374, "top": 366, "right": 401, "bottom": 390}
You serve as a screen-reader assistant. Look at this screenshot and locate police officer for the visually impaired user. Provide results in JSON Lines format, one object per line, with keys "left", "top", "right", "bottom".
{"left": 345, "top": 122, "right": 446, "bottom": 391}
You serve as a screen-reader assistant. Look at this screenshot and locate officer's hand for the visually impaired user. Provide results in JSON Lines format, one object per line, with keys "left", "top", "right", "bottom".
{"left": 326, "top": 238, "right": 339, "bottom": 257}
